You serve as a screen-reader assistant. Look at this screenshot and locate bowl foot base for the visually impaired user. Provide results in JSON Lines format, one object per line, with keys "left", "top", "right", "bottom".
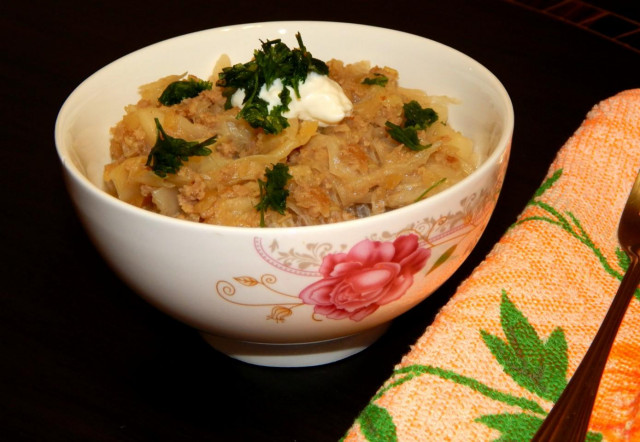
{"left": 200, "top": 323, "right": 390, "bottom": 367}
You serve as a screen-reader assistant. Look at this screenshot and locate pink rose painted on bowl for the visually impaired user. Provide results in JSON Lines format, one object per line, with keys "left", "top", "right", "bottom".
{"left": 299, "top": 234, "right": 430, "bottom": 321}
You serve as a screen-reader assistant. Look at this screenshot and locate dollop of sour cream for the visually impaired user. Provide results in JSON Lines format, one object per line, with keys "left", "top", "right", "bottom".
{"left": 230, "top": 72, "right": 353, "bottom": 126}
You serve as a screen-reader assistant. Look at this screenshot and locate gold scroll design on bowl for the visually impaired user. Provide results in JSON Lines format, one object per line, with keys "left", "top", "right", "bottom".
{"left": 214, "top": 187, "right": 496, "bottom": 323}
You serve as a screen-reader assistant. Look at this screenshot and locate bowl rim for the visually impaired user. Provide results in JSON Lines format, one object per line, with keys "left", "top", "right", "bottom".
{"left": 54, "top": 20, "right": 514, "bottom": 235}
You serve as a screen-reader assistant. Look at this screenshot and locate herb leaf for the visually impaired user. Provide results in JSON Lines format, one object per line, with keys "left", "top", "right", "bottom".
{"left": 385, "top": 100, "right": 438, "bottom": 151}
{"left": 146, "top": 118, "right": 216, "bottom": 177}
{"left": 403, "top": 100, "right": 438, "bottom": 129}
{"left": 385, "top": 122, "right": 427, "bottom": 151}
{"left": 362, "top": 73, "right": 388, "bottom": 87}
{"left": 415, "top": 177, "right": 446, "bottom": 202}
{"left": 158, "top": 78, "right": 212, "bottom": 106}
{"left": 237, "top": 99, "right": 290, "bottom": 135}
{"left": 255, "top": 163, "right": 293, "bottom": 227}
{"left": 216, "top": 33, "right": 328, "bottom": 134}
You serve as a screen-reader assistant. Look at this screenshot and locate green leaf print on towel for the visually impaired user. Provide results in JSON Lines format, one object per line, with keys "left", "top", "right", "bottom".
{"left": 347, "top": 292, "right": 602, "bottom": 441}
{"left": 347, "top": 168, "right": 640, "bottom": 441}
{"left": 517, "top": 168, "right": 639, "bottom": 300}
{"left": 480, "top": 291, "right": 567, "bottom": 403}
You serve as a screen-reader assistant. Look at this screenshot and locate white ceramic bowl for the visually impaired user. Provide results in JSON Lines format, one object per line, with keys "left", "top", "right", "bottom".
{"left": 55, "top": 21, "right": 513, "bottom": 367}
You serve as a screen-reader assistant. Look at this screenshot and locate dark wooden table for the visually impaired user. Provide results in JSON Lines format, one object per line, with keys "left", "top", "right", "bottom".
{"left": 2, "top": 0, "right": 638, "bottom": 440}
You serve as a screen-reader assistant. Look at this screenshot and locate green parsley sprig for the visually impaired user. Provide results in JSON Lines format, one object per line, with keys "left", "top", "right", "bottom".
{"left": 146, "top": 118, "right": 217, "bottom": 177}
{"left": 216, "top": 33, "right": 329, "bottom": 134}
{"left": 362, "top": 73, "right": 388, "bottom": 87}
{"left": 255, "top": 163, "right": 293, "bottom": 227}
{"left": 385, "top": 100, "right": 438, "bottom": 151}
{"left": 415, "top": 177, "right": 447, "bottom": 202}
{"left": 158, "top": 78, "right": 212, "bottom": 106}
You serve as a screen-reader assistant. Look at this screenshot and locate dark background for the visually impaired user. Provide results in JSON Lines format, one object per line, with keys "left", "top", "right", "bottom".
{"left": 2, "top": 0, "right": 638, "bottom": 440}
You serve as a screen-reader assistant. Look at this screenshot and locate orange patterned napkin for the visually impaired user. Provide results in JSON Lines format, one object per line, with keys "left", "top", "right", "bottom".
{"left": 344, "top": 89, "right": 640, "bottom": 442}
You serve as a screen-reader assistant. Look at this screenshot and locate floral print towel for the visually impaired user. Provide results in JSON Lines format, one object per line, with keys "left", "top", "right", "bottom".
{"left": 343, "top": 89, "right": 640, "bottom": 441}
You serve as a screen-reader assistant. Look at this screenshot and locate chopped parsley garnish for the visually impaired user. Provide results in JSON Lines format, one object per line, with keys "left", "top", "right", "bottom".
{"left": 158, "top": 78, "right": 212, "bottom": 106}
{"left": 415, "top": 177, "right": 446, "bottom": 202}
{"left": 385, "top": 100, "right": 438, "bottom": 151}
{"left": 362, "top": 73, "right": 388, "bottom": 87}
{"left": 146, "top": 118, "right": 217, "bottom": 177}
{"left": 255, "top": 163, "right": 293, "bottom": 227}
{"left": 216, "top": 33, "right": 329, "bottom": 134}
{"left": 403, "top": 100, "right": 438, "bottom": 128}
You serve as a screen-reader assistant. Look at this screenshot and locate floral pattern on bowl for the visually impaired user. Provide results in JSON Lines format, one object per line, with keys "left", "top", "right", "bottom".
{"left": 214, "top": 185, "right": 497, "bottom": 323}
{"left": 299, "top": 234, "right": 430, "bottom": 321}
